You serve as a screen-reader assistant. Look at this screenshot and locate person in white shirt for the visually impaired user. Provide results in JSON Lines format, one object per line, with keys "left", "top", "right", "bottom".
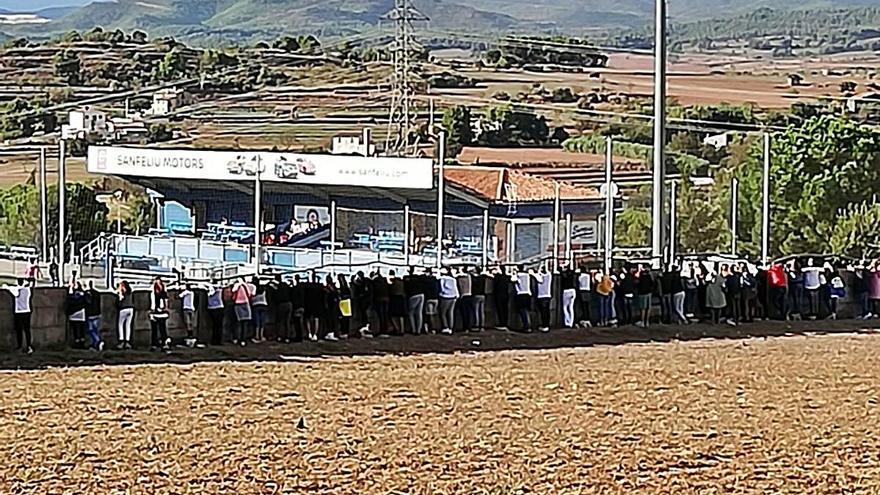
{"left": 533, "top": 266, "right": 553, "bottom": 332}
{"left": 5, "top": 278, "right": 33, "bottom": 354}
{"left": 178, "top": 283, "right": 197, "bottom": 347}
{"left": 576, "top": 266, "right": 593, "bottom": 328}
{"left": 438, "top": 267, "right": 459, "bottom": 334}
{"left": 802, "top": 258, "right": 823, "bottom": 320}
{"left": 514, "top": 265, "right": 533, "bottom": 332}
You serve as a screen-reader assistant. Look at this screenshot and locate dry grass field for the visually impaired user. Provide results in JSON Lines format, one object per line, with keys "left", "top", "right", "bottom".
{"left": 2, "top": 332, "right": 880, "bottom": 494}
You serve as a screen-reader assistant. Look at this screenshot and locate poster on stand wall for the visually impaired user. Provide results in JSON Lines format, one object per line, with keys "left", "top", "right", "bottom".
{"left": 87, "top": 146, "right": 434, "bottom": 189}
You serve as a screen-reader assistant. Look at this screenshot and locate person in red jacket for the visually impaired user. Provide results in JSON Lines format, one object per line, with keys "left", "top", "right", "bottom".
{"left": 767, "top": 262, "right": 789, "bottom": 320}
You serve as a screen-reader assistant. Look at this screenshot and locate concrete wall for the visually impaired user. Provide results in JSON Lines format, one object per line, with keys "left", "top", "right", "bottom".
{"left": 0, "top": 273, "right": 869, "bottom": 351}
{"left": 0, "top": 288, "right": 208, "bottom": 351}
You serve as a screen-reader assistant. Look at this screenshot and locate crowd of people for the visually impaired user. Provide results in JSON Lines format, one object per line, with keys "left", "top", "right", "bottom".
{"left": 5, "top": 258, "right": 880, "bottom": 354}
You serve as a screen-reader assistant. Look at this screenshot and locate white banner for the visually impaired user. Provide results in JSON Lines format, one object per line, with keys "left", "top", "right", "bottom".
{"left": 87, "top": 146, "right": 434, "bottom": 189}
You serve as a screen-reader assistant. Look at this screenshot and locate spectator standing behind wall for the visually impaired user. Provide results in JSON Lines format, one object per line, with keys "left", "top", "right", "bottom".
{"left": 85, "top": 281, "right": 105, "bottom": 352}
{"left": 116, "top": 280, "right": 135, "bottom": 350}
{"left": 4, "top": 278, "right": 34, "bottom": 355}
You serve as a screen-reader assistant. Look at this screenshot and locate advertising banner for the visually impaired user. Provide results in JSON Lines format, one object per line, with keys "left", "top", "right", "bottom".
{"left": 571, "top": 220, "right": 598, "bottom": 246}
{"left": 87, "top": 146, "right": 434, "bottom": 189}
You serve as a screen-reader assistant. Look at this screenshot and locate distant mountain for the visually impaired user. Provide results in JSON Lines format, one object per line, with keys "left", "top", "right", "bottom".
{"left": 6, "top": 0, "right": 880, "bottom": 45}
{"left": 35, "top": 6, "right": 80, "bottom": 19}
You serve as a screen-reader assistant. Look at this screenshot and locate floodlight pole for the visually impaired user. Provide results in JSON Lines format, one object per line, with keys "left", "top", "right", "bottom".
{"left": 39, "top": 147, "right": 48, "bottom": 262}
{"left": 565, "top": 212, "right": 573, "bottom": 266}
{"left": 404, "top": 203, "right": 411, "bottom": 265}
{"left": 761, "top": 133, "right": 771, "bottom": 264}
{"left": 58, "top": 139, "right": 67, "bottom": 283}
{"left": 669, "top": 179, "right": 677, "bottom": 266}
{"left": 604, "top": 136, "right": 614, "bottom": 273}
{"left": 330, "top": 199, "right": 338, "bottom": 273}
{"left": 552, "top": 182, "right": 561, "bottom": 271}
{"left": 651, "top": 0, "right": 668, "bottom": 269}
{"left": 436, "top": 130, "right": 446, "bottom": 269}
{"left": 731, "top": 177, "right": 739, "bottom": 256}
{"left": 481, "top": 208, "right": 490, "bottom": 269}
{"left": 253, "top": 156, "right": 262, "bottom": 276}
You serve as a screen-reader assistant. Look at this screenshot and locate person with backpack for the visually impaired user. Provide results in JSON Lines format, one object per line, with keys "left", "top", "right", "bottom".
{"left": 149, "top": 277, "right": 170, "bottom": 351}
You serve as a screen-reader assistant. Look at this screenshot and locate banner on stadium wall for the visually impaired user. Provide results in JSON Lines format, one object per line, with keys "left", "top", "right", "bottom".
{"left": 571, "top": 220, "right": 598, "bottom": 246}
{"left": 87, "top": 146, "right": 434, "bottom": 189}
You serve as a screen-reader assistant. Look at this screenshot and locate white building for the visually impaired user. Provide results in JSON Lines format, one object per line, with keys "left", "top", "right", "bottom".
{"left": 62, "top": 107, "right": 109, "bottom": 140}
{"left": 331, "top": 135, "right": 375, "bottom": 156}
{"left": 150, "top": 88, "right": 187, "bottom": 115}
{"left": 703, "top": 132, "right": 730, "bottom": 150}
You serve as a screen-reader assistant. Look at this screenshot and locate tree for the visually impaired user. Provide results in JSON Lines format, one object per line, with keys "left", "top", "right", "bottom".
{"left": 53, "top": 50, "right": 82, "bottom": 85}
{"left": 477, "top": 105, "right": 550, "bottom": 146}
{"left": 155, "top": 49, "right": 187, "bottom": 81}
{"left": 0, "top": 183, "right": 108, "bottom": 248}
{"left": 829, "top": 201, "right": 880, "bottom": 259}
{"left": 131, "top": 30, "right": 148, "bottom": 44}
{"left": 441, "top": 106, "right": 473, "bottom": 158}
{"left": 737, "top": 116, "right": 880, "bottom": 257}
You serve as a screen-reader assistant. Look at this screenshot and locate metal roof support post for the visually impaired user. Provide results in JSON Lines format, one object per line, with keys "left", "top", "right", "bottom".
{"left": 404, "top": 203, "right": 411, "bottom": 266}
{"left": 58, "top": 139, "right": 67, "bottom": 283}
{"left": 39, "top": 147, "right": 48, "bottom": 262}
{"left": 330, "top": 199, "right": 337, "bottom": 275}
{"left": 761, "top": 133, "right": 771, "bottom": 265}
{"left": 253, "top": 157, "right": 262, "bottom": 276}
{"left": 604, "top": 136, "right": 614, "bottom": 273}
{"left": 651, "top": 0, "right": 668, "bottom": 269}
{"left": 436, "top": 131, "right": 446, "bottom": 269}
{"left": 552, "top": 183, "right": 561, "bottom": 271}
{"left": 481, "top": 208, "right": 490, "bottom": 269}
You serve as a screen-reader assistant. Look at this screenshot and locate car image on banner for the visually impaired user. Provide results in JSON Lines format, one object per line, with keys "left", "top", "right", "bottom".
{"left": 274, "top": 156, "right": 317, "bottom": 180}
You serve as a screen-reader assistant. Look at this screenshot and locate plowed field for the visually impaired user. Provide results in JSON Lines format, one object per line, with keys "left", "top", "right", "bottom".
{"left": 2, "top": 333, "right": 880, "bottom": 494}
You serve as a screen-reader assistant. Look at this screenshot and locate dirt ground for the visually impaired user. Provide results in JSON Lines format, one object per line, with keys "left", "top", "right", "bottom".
{"left": 2, "top": 322, "right": 880, "bottom": 494}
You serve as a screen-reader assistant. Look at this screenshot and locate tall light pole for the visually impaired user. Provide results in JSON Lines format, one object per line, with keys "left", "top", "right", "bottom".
{"left": 761, "top": 133, "right": 771, "bottom": 264}
{"left": 651, "top": 0, "right": 668, "bottom": 268}
{"left": 436, "top": 130, "right": 446, "bottom": 269}
{"left": 731, "top": 177, "right": 739, "bottom": 256}
{"left": 603, "top": 136, "right": 614, "bottom": 273}
{"left": 58, "top": 139, "right": 67, "bottom": 283}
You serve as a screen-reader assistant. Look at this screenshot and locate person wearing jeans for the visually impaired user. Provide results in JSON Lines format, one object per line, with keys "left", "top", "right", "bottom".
{"left": 596, "top": 272, "right": 614, "bottom": 327}
{"left": 85, "top": 281, "right": 105, "bottom": 351}
{"left": 438, "top": 268, "right": 459, "bottom": 334}
{"left": 206, "top": 281, "right": 225, "bottom": 345}
{"left": 471, "top": 270, "right": 487, "bottom": 332}
{"left": 802, "top": 258, "right": 822, "bottom": 320}
{"left": 117, "top": 280, "right": 135, "bottom": 349}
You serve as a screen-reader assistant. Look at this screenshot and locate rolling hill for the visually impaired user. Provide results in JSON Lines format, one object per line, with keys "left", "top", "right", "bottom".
{"left": 5, "top": 0, "right": 880, "bottom": 45}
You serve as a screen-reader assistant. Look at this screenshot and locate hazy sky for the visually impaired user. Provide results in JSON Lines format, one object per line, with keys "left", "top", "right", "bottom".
{"left": 0, "top": 0, "right": 91, "bottom": 11}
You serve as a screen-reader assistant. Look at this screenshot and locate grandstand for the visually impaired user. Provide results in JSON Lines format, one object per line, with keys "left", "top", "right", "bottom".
{"left": 83, "top": 146, "right": 606, "bottom": 284}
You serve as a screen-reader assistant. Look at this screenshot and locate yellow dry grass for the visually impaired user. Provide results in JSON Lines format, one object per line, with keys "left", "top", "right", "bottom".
{"left": 2, "top": 334, "right": 880, "bottom": 494}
